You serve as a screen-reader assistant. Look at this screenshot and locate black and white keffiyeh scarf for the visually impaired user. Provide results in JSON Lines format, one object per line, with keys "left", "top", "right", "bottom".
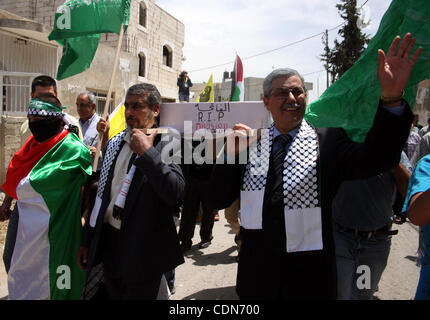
{"left": 89, "top": 129, "right": 128, "bottom": 227}
{"left": 240, "top": 120, "right": 323, "bottom": 253}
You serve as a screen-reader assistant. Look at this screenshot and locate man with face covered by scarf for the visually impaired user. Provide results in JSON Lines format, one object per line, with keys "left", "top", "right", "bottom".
{"left": 1, "top": 94, "right": 92, "bottom": 300}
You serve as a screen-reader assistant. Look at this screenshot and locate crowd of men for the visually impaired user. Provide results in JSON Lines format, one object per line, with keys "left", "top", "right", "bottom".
{"left": 0, "top": 33, "right": 428, "bottom": 300}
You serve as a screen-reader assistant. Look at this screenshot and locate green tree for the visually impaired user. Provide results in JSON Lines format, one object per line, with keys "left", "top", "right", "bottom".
{"left": 322, "top": 0, "right": 370, "bottom": 83}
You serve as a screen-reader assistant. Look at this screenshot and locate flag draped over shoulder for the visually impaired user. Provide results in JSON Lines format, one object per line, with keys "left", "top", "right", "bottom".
{"left": 305, "top": 0, "right": 430, "bottom": 142}
{"left": 231, "top": 55, "right": 244, "bottom": 101}
{"left": 48, "top": 0, "right": 131, "bottom": 80}
{"left": 7, "top": 132, "right": 92, "bottom": 300}
{"left": 196, "top": 74, "right": 215, "bottom": 102}
{"left": 1, "top": 130, "right": 68, "bottom": 200}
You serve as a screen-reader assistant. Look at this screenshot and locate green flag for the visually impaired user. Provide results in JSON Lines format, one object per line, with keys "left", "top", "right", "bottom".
{"left": 48, "top": 0, "right": 131, "bottom": 80}
{"left": 305, "top": 0, "right": 430, "bottom": 142}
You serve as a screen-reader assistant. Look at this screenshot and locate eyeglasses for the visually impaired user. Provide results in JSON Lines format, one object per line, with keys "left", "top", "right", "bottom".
{"left": 270, "top": 87, "right": 305, "bottom": 99}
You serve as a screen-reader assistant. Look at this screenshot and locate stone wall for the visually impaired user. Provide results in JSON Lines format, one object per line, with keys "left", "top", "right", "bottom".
{"left": 0, "top": 0, "right": 62, "bottom": 26}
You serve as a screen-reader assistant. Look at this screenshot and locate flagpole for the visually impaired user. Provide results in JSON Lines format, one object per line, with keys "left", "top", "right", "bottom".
{"left": 92, "top": 23, "right": 125, "bottom": 172}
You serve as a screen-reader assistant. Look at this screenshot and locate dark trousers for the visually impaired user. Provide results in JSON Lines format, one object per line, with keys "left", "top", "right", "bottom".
{"left": 237, "top": 230, "right": 335, "bottom": 300}
{"left": 178, "top": 176, "right": 216, "bottom": 245}
{"left": 179, "top": 92, "right": 190, "bottom": 102}
{"left": 3, "top": 205, "right": 19, "bottom": 273}
{"left": 236, "top": 191, "right": 336, "bottom": 300}
{"left": 102, "top": 223, "right": 161, "bottom": 299}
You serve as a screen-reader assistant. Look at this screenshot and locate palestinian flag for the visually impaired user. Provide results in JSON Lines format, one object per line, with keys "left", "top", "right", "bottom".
{"left": 231, "top": 54, "right": 244, "bottom": 101}
{"left": 2, "top": 131, "right": 92, "bottom": 299}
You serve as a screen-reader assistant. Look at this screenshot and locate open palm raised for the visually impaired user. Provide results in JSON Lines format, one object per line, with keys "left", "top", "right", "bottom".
{"left": 377, "top": 33, "right": 422, "bottom": 101}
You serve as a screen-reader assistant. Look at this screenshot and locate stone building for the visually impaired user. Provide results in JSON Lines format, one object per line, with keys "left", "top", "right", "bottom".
{"left": 0, "top": 0, "right": 184, "bottom": 105}
{"left": 0, "top": 0, "right": 184, "bottom": 184}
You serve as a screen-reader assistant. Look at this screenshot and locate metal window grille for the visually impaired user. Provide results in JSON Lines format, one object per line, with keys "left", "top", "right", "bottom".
{"left": 0, "top": 72, "right": 40, "bottom": 116}
{"left": 88, "top": 90, "right": 115, "bottom": 116}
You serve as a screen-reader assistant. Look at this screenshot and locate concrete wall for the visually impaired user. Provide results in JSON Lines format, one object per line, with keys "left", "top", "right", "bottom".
{"left": 0, "top": 116, "right": 25, "bottom": 184}
{"left": 57, "top": 42, "right": 139, "bottom": 118}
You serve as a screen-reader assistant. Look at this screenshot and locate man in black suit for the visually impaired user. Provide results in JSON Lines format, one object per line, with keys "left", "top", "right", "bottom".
{"left": 209, "top": 34, "right": 421, "bottom": 299}
{"left": 77, "top": 83, "right": 185, "bottom": 299}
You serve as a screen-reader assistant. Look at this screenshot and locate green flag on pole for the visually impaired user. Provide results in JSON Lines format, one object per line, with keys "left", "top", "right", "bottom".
{"left": 305, "top": 0, "right": 430, "bottom": 142}
{"left": 48, "top": 0, "right": 131, "bottom": 80}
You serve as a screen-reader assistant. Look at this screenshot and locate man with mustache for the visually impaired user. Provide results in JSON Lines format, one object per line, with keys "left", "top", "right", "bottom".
{"left": 209, "top": 34, "right": 421, "bottom": 299}
{"left": 77, "top": 83, "right": 185, "bottom": 299}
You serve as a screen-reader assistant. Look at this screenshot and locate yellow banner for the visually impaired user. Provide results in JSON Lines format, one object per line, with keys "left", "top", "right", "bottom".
{"left": 196, "top": 74, "right": 214, "bottom": 102}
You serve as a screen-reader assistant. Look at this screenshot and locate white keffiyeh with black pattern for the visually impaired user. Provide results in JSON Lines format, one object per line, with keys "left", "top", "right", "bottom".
{"left": 89, "top": 129, "right": 128, "bottom": 227}
{"left": 240, "top": 120, "right": 323, "bottom": 252}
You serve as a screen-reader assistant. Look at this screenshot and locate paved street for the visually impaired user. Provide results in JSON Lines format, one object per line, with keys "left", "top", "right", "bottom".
{"left": 0, "top": 206, "right": 421, "bottom": 300}
{"left": 173, "top": 211, "right": 420, "bottom": 300}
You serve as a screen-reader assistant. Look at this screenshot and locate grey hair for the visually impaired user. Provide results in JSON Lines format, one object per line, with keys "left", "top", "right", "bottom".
{"left": 126, "top": 83, "right": 162, "bottom": 110}
{"left": 78, "top": 91, "right": 96, "bottom": 106}
{"left": 263, "top": 68, "right": 306, "bottom": 98}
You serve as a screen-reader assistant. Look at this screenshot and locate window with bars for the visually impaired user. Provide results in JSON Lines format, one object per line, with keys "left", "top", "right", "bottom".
{"left": 1, "top": 74, "right": 34, "bottom": 114}
{"left": 88, "top": 90, "right": 115, "bottom": 116}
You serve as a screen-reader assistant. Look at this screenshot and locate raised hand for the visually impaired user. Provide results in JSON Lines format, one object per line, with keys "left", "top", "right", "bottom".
{"left": 225, "top": 123, "right": 259, "bottom": 158}
{"left": 130, "top": 129, "right": 156, "bottom": 156}
{"left": 97, "top": 114, "right": 110, "bottom": 137}
{"left": 378, "top": 33, "right": 422, "bottom": 101}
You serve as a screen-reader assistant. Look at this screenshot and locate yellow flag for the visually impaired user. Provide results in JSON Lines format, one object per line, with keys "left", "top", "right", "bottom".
{"left": 108, "top": 102, "right": 126, "bottom": 140}
{"left": 196, "top": 74, "right": 214, "bottom": 102}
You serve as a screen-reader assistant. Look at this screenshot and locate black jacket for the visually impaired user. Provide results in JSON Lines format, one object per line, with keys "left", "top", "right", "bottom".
{"left": 177, "top": 77, "right": 193, "bottom": 95}
{"left": 83, "top": 133, "right": 185, "bottom": 286}
{"left": 209, "top": 101, "right": 413, "bottom": 299}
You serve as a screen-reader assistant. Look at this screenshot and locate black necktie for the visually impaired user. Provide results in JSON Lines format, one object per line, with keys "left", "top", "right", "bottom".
{"left": 270, "top": 134, "right": 292, "bottom": 204}
{"left": 127, "top": 153, "right": 137, "bottom": 173}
